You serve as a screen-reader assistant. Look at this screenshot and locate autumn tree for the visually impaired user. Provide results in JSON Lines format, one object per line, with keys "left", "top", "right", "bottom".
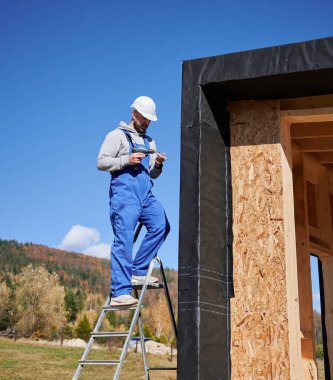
{"left": 0, "top": 281, "right": 11, "bottom": 330}
{"left": 0, "top": 275, "right": 18, "bottom": 331}
{"left": 147, "top": 296, "right": 172, "bottom": 343}
{"left": 15, "top": 265, "right": 67, "bottom": 339}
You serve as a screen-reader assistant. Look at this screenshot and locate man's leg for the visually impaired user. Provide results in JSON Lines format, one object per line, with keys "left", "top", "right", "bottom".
{"left": 110, "top": 205, "right": 140, "bottom": 297}
{"left": 132, "top": 193, "right": 170, "bottom": 276}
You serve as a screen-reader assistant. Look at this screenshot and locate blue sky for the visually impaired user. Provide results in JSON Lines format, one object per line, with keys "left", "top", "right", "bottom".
{"left": 1, "top": 0, "right": 332, "bottom": 309}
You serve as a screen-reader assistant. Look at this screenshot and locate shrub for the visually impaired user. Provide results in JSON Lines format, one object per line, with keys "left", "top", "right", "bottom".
{"left": 316, "top": 344, "right": 324, "bottom": 360}
{"left": 76, "top": 314, "right": 92, "bottom": 342}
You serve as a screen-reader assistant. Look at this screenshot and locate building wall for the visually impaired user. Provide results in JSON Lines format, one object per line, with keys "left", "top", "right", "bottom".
{"left": 228, "top": 100, "right": 302, "bottom": 379}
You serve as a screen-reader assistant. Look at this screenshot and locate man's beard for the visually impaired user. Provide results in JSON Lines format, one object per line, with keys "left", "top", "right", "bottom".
{"left": 133, "top": 118, "right": 147, "bottom": 134}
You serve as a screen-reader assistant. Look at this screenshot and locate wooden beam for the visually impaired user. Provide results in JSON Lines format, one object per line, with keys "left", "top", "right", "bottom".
{"left": 319, "top": 152, "right": 333, "bottom": 164}
{"left": 329, "top": 170, "right": 333, "bottom": 194}
{"left": 306, "top": 181, "right": 317, "bottom": 228}
{"left": 309, "top": 243, "right": 333, "bottom": 258}
{"left": 291, "top": 122, "right": 333, "bottom": 139}
{"left": 280, "top": 94, "right": 333, "bottom": 111}
{"left": 317, "top": 166, "right": 333, "bottom": 250}
{"left": 296, "top": 137, "right": 333, "bottom": 153}
{"left": 281, "top": 108, "right": 333, "bottom": 123}
{"left": 303, "top": 153, "right": 320, "bottom": 184}
{"left": 308, "top": 226, "right": 321, "bottom": 241}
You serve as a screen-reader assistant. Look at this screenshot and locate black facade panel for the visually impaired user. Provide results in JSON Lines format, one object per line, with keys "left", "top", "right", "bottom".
{"left": 200, "top": 297, "right": 230, "bottom": 380}
{"left": 178, "top": 120, "right": 200, "bottom": 378}
{"left": 179, "top": 85, "right": 233, "bottom": 378}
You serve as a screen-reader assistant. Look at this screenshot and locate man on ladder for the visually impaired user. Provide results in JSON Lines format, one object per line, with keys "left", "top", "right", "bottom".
{"left": 97, "top": 96, "right": 170, "bottom": 306}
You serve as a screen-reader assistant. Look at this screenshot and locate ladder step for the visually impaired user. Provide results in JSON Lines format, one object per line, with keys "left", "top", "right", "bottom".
{"left": 91, "top": 331, "right": 129, "bottom": 338}
{"left": 132, "top": 283, "right": 164, "bottom": 289}
{"left": 148, "top": 367, "right": 178, "bottom": 371}
{"left": 79, "top": 359, "right": 119, "bottom": 366}
{"left": 103, "top": 305, "right": 139, "bottom": 311}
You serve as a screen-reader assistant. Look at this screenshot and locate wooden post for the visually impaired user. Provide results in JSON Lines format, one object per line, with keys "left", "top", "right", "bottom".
{"left": 292, "top": 150, "right": 317, "bottom": 379}
{"left": 317, "top": 166, "right": 333, "bottom": 378}
{"left": 280, "top": 118, "right": 303, "bottom": 379}
{"left": 321, "top": 256, "right": 333, "bottom": 378}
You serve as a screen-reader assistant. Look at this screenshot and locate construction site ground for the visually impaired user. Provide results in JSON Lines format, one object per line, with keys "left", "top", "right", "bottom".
{"left": 0, "top": 337, "right": 177, "bottom": 380}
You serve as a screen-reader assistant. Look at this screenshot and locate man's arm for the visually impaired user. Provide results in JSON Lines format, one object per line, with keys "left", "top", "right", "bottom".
{"left": 149, "top": 140, "right": 166, "bottom": 179}
{"left": 97, "top": 130, "right": 130, "bottom": 172}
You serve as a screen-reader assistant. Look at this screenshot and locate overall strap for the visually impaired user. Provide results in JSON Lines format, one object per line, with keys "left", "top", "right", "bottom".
{"left": 143, "top": 135, "right": 150, "bottom": 150}
{"left": 142, "top": 135, "right": 151, "bottom": 171}
{"left": 122, "top": 129, "right": 150, "bottom": 152}
{"left": 121, "top": 130, "right": 150, "bottom": 171}
{"left": 122, "top": 130, "right": 135, "bottom": 148}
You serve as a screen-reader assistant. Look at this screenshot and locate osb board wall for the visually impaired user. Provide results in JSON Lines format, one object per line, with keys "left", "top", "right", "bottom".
{"left": 228, "top": 100, "right": 292, "bottom": 379}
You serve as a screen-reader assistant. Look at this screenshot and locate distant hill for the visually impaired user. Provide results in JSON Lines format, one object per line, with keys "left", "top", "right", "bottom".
{"left": 0, "top": 239, "right": 178, "bottom": 303}
{"left": 0, "top": 239, "right": 110, "bottom": 295}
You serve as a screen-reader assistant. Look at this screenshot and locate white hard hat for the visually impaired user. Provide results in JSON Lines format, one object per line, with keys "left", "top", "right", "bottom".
{"left": 131, "top": 96, "right": 157, "bottom": 121}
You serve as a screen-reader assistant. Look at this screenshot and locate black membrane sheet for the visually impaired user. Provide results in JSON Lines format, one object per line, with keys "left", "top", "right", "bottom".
{"left": 179, "top": 37, "right": 333, "bottom": 379}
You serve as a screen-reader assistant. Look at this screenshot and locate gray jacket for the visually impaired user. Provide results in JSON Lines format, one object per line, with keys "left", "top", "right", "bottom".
{"left": 97, "top": 121, "right": 162, "bottom": 179}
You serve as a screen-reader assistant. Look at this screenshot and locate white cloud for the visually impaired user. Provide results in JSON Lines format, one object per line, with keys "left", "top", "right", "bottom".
{"left": 59, "top": 225, "right": 101, "bottom": 252}
{"left": 59, "top": 225, "right": 111, "bottom": 260}
{"left": 313, "top": 292, "right": 321, "bottom": 302}
{"left": 313, "top": 292, "right": 321, "bottom": 312}
{"left": 84, "top": 243, "right": 111, "bottom": 259}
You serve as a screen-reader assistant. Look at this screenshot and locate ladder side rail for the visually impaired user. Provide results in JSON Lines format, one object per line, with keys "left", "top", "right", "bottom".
{"left": 134, "top": 288, "right": 150, "bottom": 380}
{"left": 113, "top": 258, "right": 156, "bottom": 379}
{"left": 158, "top": 258, "right": 178, "bottom": 339}
{"left": 133, "top": 222, "right": 143, "bottom": 243}
{"left": 91, "top": 295, "right": 111, "bottom": 333}
{"left": 73, "top": 296, "right": 111, "bottom": 380}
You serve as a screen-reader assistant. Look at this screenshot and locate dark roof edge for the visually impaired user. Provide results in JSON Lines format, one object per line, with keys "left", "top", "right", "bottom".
{"left": 182, "top": 36, "right": 333, "bottom": 65}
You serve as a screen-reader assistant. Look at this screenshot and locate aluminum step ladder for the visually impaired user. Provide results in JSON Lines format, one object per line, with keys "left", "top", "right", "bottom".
{"left": 72, "top": 255, "right": 177, "bottom": 379}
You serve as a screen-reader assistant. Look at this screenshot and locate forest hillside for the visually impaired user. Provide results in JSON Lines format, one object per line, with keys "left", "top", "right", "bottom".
{"left": 0, "top": 239, "right": 177, "bottom": 345}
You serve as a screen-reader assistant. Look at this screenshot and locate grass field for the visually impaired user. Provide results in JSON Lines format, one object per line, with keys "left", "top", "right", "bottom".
{"left": 0, "top": 338, "right": 177, "bottom": 380}
{"left": 1, "top": 337, "right": 326, "bottom": 379}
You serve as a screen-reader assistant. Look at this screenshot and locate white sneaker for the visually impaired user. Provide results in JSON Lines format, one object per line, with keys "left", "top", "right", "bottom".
{"left": 110, "top": 294, "right": 138, "bottom": 306}
{"left": 131, "top": 275, "right": 159, "bottom": 284}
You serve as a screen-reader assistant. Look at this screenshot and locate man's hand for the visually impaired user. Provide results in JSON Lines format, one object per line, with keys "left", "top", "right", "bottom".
{"left": 129, "top": 152, "right": 145, "bottom": 165}
{"left": 155, "top": 152, "right": 166, "bottom": 168}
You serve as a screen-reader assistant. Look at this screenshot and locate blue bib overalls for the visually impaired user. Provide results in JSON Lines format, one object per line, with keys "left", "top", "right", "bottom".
{"left": 109, "top": 131, "right": 170, "bottom": 297}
